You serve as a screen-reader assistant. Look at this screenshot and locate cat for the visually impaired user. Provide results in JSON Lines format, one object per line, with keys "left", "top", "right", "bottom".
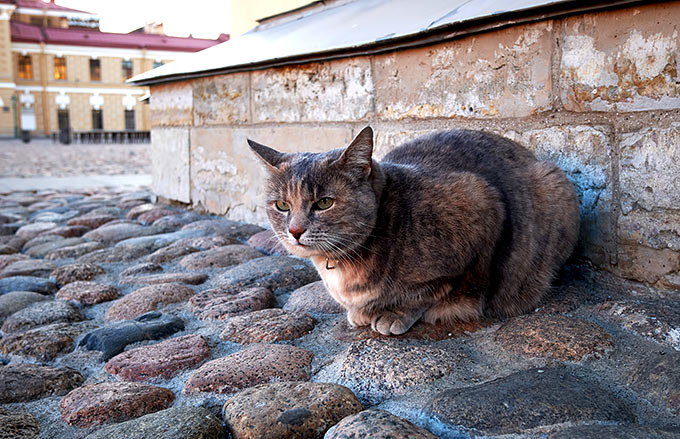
{"left": 248, "top": 127, "right": 580, "bottom": 335}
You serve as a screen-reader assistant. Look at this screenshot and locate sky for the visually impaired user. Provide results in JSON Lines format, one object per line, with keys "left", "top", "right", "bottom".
{"left": 56, "top": 0, "right": 231, "bottom": 39}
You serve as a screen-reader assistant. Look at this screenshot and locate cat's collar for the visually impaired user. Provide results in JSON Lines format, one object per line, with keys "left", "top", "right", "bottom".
{"left": 325, "top": 258, "right": 338, "bottom": 270}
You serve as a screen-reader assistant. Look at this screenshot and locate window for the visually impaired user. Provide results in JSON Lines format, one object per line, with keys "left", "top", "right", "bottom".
{"left": 54, "top": 57, "right": 67, "bottom": 80}
{"left": 122, "top": 60, "right": 133, "bottom": 80}
{"left": 124, "top": 110, "right": 136, "bottom": 131}
{"left": 92, "top": 109, "right": 103, "bottom": 130}
{"left": 89, "top": 59, "right": 101, "bottom": 81}
{"left": 153, "top": 60, "right": 163, "bottom": 69}
{"left": 18, "top": 55, "right": 33, "bottom": 80}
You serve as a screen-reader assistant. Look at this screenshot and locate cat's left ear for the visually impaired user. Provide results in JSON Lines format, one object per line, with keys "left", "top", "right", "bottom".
{"left": 338, "top": 126, "right": 374, "bottom": 176}
{"left": 248, "top": 139, "right": 285, "bottom": 173}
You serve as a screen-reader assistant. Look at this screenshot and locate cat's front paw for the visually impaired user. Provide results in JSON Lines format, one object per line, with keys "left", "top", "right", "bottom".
{"left": 347, "top": 308, "right": 372, "bottom": 328}
{"left": 371, "top": 311, "right": 420, "bottom": 336}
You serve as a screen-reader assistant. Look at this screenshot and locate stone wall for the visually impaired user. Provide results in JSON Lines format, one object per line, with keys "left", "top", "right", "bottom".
{"left": 149, "top": 1, "right": 680, "bottom": 290}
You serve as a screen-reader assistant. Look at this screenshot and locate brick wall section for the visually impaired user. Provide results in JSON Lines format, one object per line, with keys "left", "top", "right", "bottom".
{"left": 149, "top": 2, "right": 680, "bottom": 290}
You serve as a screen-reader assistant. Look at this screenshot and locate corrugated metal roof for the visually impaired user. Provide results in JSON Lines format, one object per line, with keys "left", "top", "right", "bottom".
{"left": 130, "top": 0, "right": 641, "bottom": 85}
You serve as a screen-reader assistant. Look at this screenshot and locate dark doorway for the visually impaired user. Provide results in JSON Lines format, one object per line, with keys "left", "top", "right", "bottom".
{"left": 58, "top": 109, "right": 71, "bottom": 144}
{"left": 92, "top": 109, "right": 103, "bottom": 130}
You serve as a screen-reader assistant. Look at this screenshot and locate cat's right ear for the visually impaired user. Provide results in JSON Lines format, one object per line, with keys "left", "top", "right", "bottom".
{"left": 248, "top": 139, "right": 285, "bottom": 173}
{"left": 337, "top": 126, "right": 374, "bottom": 177}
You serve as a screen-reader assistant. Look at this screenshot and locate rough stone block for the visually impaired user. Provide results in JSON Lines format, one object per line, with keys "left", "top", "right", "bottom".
{"left": 619, "top": 125, "right": 680, "bottom": 213}
{"left": 373, "top": 129, "right": 433, "bottom": 160}
{"left": 151, "top": 127, "right": 191, "bottom": 203}
{"left": 190, "top": 126, "right": 353, "bottom": 223}
{"left": 559, "top": 3, "right": 680, "bottom": 112}
{"left": 193, "top": 73, "right": 250, "bottom": 126}
{"left": 617, "top": 125, "right": 680, "bottom": 286}
{"left": 252, "top": 57, "right": 373, "bottom": 122}
{"left": 615, "top": 244, "right": 680, "bottom": 287}
{"left": 374, "top": 21, "right": 553, "bottom": 120}
{"left": 618, "top": 210, "right": 680, "bottom": 252}
{"left": 149, "top": 80, "right": 193, "bottom": 127}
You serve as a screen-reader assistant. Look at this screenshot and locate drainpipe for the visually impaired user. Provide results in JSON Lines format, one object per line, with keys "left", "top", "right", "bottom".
{"left": 40, "top": 42, "right": 49, "bottom": 136}
{"left": 11, "top": 94, "right": 17, "bottom": 138}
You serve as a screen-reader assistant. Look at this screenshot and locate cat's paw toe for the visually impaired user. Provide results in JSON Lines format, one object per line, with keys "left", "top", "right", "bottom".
{"left": 371, "top": 313, "right": 410, "bottom": 335}
{"left": 347, "top": 309, "right": 371, "bottom": 328}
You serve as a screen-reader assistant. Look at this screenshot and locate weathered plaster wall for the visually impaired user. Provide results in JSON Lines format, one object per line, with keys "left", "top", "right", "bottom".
{"left": 149, "top": 1, "right": 680, "bottom": 290}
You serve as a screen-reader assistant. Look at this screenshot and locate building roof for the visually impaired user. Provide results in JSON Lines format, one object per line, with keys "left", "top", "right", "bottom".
{"left": 10, "top": 21, "right": 229, "bottom": 52}
{"left": 130, "top": 0, "right": 645, "bottom": 85}
{"left": 11, "top": 0, "right": 90, "bottom": 14}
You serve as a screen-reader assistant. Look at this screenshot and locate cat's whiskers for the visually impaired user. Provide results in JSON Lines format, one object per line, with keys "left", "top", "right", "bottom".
{"left": 323, "top": 239, "right": 367, "bottom": 279}
{"left": 326, "top": 234, "right": 402, "bottom": 295}
{"left": 326, "top": 234, "right": 381, "bottom": 257}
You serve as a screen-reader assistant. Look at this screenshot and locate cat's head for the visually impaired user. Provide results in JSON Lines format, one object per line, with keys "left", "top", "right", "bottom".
{"left": 248, "top": 127, "right": 381, "bottom": 260}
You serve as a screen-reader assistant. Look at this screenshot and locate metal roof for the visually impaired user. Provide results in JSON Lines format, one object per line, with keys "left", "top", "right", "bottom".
{"left": 2, "top": 0, "right": 91, "bottom": 14}
{"left": 11, "top": 21, "right": 228, "bottom": 52}
{"left": 130, "top": 0, "right": 642, "bottom": 85}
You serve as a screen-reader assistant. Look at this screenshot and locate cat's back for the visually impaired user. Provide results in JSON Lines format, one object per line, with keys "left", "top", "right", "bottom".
{"left": 381, "top": 130, "right": 535, "bottom": 181}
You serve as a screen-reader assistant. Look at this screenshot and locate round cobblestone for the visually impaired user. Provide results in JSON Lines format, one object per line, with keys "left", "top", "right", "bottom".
{"left": 0, "top": 363, "right": 84, "bottom": 403}
{"left": 82, "top": 406, "right": 223, "bottom": 439}
{"left": 326, "top": 410, "right": 436, "bottom": 439}
{"left": 191, "top": 286, "right": 276, "bottom": 320}
{"left": 337, "top": 339, "right": 464, "bottom": 405}
{"left": 106, "top": 283, "right": 195, "bottom": 320}
{"left": 51, "top": 262, "right": 105, "bottom": 285}
{"left": 220, "top": 308, "right": 317, "bottom": 344}
{"left": 59, "top": 381, "right": 175, "bottom": 428}
{"left": 494, "top": 314, "right": 614, "bottom": 361}
{"left": 223, "top": 381, "right": 363, "bottom": 439}
{"left": 56, "top": 281, "right": 121, "bottom": 305}
{"left": 105, "top": 334, "right": 210, "bottom": 381}
{"left": 184, "top": 343, "right": 313, "bottom": 394}
{"left": 283, "top": 281, "right": 344, "bottom": 314}
{"left": 178, "top": 245, "right": 262, "bottom": 270}
{"left": 1, "top": 300, "right": 83, "bottom": 333}
{"left": 0, "top": 291, "right": 49, "bottom": 323}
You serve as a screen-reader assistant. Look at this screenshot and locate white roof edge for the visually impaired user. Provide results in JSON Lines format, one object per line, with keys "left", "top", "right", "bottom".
{"left": 130, "top": 0, "right": 637, "bottom": 85}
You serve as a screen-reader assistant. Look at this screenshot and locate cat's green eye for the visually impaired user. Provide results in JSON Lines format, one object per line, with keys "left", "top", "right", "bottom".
{"left": 275, "top": 200, "right": 290, "bottom": 212}
{"left": 314, "top": 197, "right": 334, "bottom": 210}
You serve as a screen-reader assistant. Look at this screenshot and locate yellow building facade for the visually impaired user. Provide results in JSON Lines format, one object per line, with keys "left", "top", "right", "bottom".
{"left": 230, "top": 0, "right": 311, "bottom": 37}
{"left": 0, "top": 0, "right": 226, "bottom": 138}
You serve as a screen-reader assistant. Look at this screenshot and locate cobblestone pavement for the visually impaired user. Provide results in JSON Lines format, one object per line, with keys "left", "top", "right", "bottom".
{"left": 0, "top": 189, "right": 679, "bottom": 439}
{"left": 0, "top": 138, "right": 151, "bottom": 178}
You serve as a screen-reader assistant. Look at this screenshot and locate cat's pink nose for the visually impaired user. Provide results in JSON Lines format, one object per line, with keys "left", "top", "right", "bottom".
{"left": 289, "top": 227, "right": 305, "bottom": 241}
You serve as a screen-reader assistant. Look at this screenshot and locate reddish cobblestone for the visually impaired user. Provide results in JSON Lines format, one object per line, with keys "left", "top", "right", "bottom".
{"left": 106, "top": 283, "right": 195, "bottom": 320}
{"left": 59, "top": 381, "right": 175, "bottom": 428}
{"left": 56, "top": 281, "right": 121, "bottom": 305}
{"left": 105, "top": 334, "right": 210, "bottom": 381}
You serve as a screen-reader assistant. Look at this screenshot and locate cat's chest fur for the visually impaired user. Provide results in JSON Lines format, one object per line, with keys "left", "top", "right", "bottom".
{"left": 310, "top": 256, "right": 374, "bottom": 309}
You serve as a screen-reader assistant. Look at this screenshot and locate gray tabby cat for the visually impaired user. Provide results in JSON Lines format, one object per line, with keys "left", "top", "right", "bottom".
{"left": 248, "top": 127, "right": 579, "bottom": 335}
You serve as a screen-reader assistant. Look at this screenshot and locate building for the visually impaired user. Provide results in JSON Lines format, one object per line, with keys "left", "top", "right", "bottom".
{"left": 132, "top": 0, "right": 680, "bottom": 291}
{"left": 0, "top": 0, "right": 228, "bottom": 139}
{"left": 230, "top": 0, "right": 310, "bottom": 37}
